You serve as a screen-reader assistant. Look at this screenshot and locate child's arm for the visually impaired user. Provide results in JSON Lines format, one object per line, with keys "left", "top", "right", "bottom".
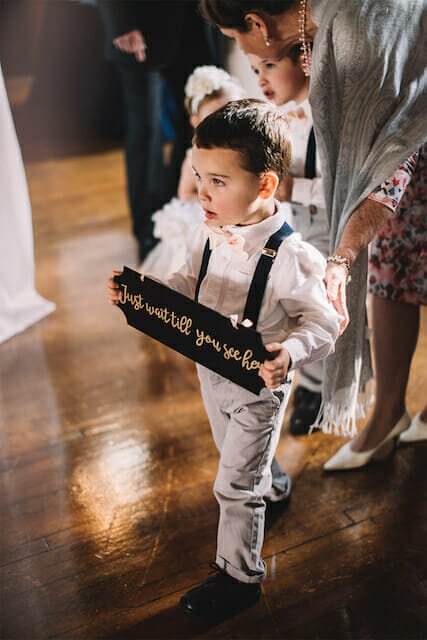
{"left": 107, "top": 227, "right": 206, "bottom": 308}
{"left": 281, "top": 242, "right": 340, "bottom": 368}
{"left": 276, "top": 172, "right": 325, "bottom": 210}
{"left": 106, "top": 262, "right": 197, "bottom": 308}
{"left": 260, "top": 241, "right": 340, "bottom": 389}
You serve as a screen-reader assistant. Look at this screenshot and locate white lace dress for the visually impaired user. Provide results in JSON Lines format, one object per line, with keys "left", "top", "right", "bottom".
{"left": 0, "top": 65, "right": 55, "bottom": 344}
{"left": 141, "top": 197, "right": 205, "bottom": 279}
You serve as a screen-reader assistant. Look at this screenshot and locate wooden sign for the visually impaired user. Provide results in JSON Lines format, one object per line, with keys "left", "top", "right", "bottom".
{"left": 115, "top": 266, "right": 272, "bottom": 394}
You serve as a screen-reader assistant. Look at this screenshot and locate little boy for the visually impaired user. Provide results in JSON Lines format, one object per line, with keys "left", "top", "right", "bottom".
{"left": 249, "top": 46, "right": 330, "bottom": 435}
{"left": 108, "top": 99, "right": 339, "bottom": 621}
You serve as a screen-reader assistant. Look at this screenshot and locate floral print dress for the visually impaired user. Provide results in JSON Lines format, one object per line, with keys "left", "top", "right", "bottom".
{"left": 368, "top": 144, "right": 427, "bottom": 305}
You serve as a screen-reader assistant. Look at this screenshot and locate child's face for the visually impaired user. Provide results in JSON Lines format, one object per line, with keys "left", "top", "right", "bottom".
{"left": 192, "top": 145, "right": 276, "bottom": 227}
{"left": 248, "top": 53, "right": 308, "bottom": 105}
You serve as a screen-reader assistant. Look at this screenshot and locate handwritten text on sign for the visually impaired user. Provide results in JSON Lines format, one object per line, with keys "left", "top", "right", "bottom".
{"left": 115, "top": 267, "right": 270, "bottom": 393}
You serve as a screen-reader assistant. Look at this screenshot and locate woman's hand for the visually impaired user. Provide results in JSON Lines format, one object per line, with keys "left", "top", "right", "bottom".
{"left": 324, "top": 198, "right": 390, "bottom": 335}
{"left": 324, "top": 262, "right": 349, "bottom": 335}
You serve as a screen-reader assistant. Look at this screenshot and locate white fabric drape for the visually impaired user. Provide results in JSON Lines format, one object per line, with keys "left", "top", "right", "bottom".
{"left": 0, "top": 65, "right": 55, "bottom": 344}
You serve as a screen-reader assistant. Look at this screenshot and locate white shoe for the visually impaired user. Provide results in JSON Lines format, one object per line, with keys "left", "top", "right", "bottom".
{"left": 323, "top": 412, "right": 411, "bottom": 471}
{"left": 399, "top": 412, "right": 427, "bottom": 443}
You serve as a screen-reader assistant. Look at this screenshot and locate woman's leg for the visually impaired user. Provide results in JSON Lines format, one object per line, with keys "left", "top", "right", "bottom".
{"left": 351, "top": 295, "right": 420, "bottom": 452}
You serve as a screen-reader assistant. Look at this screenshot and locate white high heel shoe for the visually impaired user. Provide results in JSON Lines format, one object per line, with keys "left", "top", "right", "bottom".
{"left": 323, "top": 412, "right": 411, "bottom": 471}
{"left": 399, "top": 412, "right": 427, "bottom": 443}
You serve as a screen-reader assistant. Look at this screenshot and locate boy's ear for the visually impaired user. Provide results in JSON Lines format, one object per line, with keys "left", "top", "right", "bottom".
{"left": 259, "top": 171, "right": 279, "bottom": 199}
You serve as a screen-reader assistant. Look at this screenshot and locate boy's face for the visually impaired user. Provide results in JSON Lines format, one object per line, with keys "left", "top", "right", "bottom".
{"left": 248, "top": 53, "right": 308, "bottom": 106}
{"left": 192, "top": 145, "right": 274, "bottom": 227}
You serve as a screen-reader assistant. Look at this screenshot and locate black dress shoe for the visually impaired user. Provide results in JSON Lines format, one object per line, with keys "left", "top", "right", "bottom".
{"left": 289, "top": 386, "right": 322, "bottom": 436}
{"left": 180, "top": 564, "right": 261, "bottom": 621}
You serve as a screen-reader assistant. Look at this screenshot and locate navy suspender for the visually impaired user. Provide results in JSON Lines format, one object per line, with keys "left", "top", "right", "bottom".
{"left": 194, "top": 220, "right": 294, "bottom": 330}
{"left": 242, "top": 221, "right": 293, "bottom": 328}
{"left": 304, "top": 126, "right": 316, "bottom": 179}
{"left": 194, "top": 240, "right": 211, "bottom": 304}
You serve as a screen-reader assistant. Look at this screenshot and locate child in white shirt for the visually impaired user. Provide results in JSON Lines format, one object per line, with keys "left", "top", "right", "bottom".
{"left": 249, "top": 46, "right": 330, "bottom": 434}
{"left": 108, "top": 99, "right": 339, "bottom": 621}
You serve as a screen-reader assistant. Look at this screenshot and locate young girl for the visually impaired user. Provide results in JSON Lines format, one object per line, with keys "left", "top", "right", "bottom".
{"left": 141, "top": 66, "right": 245, "bottom": 279}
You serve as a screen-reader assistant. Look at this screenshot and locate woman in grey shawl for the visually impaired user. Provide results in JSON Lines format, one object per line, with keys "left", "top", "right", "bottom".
{"left": 200, "top": 0, "right": 427, "bottom": 452}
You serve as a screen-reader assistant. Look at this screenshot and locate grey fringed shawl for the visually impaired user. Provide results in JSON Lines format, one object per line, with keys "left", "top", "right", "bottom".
{"left": 308, "top": 0, "right": 427, "bottom": 435}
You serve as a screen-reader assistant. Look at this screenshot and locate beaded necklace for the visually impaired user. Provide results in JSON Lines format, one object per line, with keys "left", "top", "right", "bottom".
{"left": 298, "top": 0, "right": 312, "bottom": 76}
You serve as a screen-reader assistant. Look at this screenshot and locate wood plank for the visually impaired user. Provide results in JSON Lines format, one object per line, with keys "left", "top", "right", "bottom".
{"left": 1, "top": 148, "right": 426, "bottom": 640}
{"left": 264, "top": 516, "right": 427, "bottom": 639}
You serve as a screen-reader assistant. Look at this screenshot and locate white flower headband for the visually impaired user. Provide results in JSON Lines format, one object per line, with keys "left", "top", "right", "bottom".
{"left": 185, "top": 65, "right": 240, "bottom": 115}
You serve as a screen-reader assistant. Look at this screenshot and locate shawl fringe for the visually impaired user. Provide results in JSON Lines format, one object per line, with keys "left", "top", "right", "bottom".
{"left": 311, "top": 385, "right": 374, "bottom": 438}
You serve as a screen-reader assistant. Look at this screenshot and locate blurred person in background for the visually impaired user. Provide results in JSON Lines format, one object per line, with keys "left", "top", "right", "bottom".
{"left": 97, "top": 0, "right": 223, "bottom": 261}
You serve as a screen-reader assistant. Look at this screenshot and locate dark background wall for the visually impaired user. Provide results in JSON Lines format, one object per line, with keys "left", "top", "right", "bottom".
{"left": 0, "top": 0, "right": 123, "bottom": 160}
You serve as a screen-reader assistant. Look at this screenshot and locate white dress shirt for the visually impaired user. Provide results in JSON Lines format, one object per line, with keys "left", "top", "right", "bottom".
{"left": 281, "top": 99, "right": 326, "bottom": 210}
{"left": 162, "top": 206, "right": 340, "bottom": 372}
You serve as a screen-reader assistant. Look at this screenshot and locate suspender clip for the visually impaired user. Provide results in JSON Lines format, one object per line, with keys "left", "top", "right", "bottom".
{"left": 261, "top": 247, "right": 277, "bottom": 258}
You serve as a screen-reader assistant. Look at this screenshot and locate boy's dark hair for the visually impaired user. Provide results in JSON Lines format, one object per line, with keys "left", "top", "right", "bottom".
{"left": 193, "top": 98, "right": 291, "bottom": 181}
{"left": 199, "top": 0, "right": 297, "bottom": 31}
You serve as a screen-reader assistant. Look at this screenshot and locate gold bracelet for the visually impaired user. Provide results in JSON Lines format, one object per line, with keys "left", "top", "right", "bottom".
{"left": 326, "top": 254, "right": 352, "bottom": 274}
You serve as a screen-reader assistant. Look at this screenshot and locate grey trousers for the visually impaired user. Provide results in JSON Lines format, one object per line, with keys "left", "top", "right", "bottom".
{"left": 197, "top": 365, "right": 293, "bottom": 583}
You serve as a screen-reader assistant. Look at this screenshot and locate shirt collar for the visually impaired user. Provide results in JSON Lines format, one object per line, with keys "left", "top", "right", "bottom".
{"left": 206, "top": 202, "right": 290, "bottom": 259}
{"left": 229, "top": 202, "right": 288, "bottom": 247}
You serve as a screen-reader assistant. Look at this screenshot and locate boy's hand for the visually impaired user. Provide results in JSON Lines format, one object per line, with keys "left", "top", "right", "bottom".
{"left": 259, "top": 343, "right": 291, "bottom": 389}
{"left": 107, "top": 270, "right": 123, "bottom": 305}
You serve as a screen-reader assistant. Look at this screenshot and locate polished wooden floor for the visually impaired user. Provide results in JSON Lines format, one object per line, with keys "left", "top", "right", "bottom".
{"left": 1, "top": 149, "right": 426, "bottom": 640}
